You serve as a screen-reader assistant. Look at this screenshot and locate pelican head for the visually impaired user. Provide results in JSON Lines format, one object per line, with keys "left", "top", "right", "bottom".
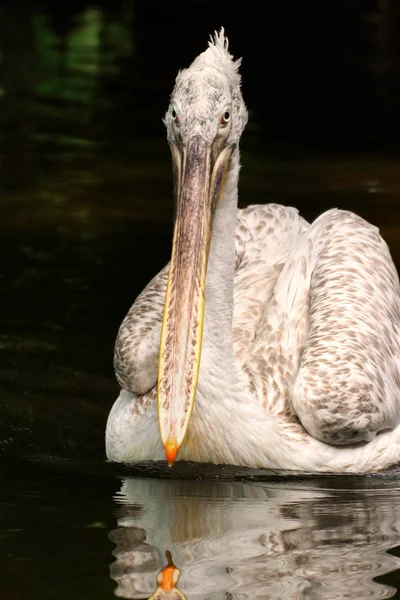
{"left": 158, "top": 29, "right": 248, "bottom": 465}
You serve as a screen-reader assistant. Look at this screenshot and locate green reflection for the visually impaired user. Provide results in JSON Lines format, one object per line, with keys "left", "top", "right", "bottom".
{"left": 32, "top": 6, "right": 133, "bottom": 108}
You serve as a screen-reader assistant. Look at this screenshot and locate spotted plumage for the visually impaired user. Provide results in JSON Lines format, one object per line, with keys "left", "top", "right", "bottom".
{"left": 106, "top": 30, "right": 400, "bottom": 473}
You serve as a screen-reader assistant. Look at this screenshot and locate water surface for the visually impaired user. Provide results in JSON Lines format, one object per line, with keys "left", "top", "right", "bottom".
{"left": 2, "top": 462, "right": 400, "bottom": 599}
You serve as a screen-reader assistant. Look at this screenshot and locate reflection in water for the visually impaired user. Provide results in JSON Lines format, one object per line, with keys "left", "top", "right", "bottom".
{"left": 147, "top": 550, "right": 187, "bottom": 600}
{"left": 110, "top": 478, "right": 400, "bottom": 599}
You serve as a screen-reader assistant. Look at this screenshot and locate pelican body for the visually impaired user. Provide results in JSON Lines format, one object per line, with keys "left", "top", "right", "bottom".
{"left": 106, "top": 31, "right": 400, "bottom": 473}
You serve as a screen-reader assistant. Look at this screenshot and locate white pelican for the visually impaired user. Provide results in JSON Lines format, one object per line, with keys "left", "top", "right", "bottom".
{"left": 106, "top": 30, "right": 400, "bottom": 473}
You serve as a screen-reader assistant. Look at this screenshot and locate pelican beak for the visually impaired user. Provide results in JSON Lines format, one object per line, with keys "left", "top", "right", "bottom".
{"left": 158, "top": 136, "right": 233, "bottom": 465}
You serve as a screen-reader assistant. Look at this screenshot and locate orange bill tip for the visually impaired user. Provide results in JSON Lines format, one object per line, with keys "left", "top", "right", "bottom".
{"left": 165, "top": 439, "right": 178, "bottom": 466}
{"left": 160, "top": 565, "right": 175, "bottom": 591}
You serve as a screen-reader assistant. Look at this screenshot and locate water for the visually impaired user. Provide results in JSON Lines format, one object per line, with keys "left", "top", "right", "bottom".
{"left": 2, "top": 461, "right": 400, "bottom": 599}
{"left": 2, "top": 1, "right": 400, "bottom": 598}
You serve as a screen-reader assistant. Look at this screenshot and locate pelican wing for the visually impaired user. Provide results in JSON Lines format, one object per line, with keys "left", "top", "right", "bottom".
{"left": 114, "top": 264, "right": 169, "bottom": 395}
{"left": 232, "top": 203, "right": 308, "bottom": 392}
{"left": 292, "top": 209, "right": 400, "bottom": 445}
{"left": 236, "top": 204, "right": 400, "bottom": 447}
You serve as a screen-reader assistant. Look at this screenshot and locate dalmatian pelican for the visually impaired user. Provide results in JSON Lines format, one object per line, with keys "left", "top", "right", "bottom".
{"left": 106, "top": 30, "right": 400, "bottom": 473}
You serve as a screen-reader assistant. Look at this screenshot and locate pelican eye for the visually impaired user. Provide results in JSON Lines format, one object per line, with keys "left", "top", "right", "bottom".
{"left": 171, "top": 108, "right": 179, "bottom": 125}
{"left": 220, "top": 110, "right": 231, "bottom": 126}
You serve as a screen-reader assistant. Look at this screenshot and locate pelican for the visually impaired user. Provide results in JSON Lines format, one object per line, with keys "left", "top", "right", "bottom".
{"left": 106, "top": 29, "right": 400, "bottom": 473}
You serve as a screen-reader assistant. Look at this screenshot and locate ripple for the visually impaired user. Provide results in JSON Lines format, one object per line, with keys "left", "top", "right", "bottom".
{"left": 109, "top": 478, "right": 400, "bottom": 599}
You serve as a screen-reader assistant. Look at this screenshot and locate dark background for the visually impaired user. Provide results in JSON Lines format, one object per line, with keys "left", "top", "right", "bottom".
{"left": 1, "top": 0, "right": 400, "bottom": 461}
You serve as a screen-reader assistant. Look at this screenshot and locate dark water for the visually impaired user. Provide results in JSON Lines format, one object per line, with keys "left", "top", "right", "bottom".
{"left": 3, "top": 461, "right": 400, "bottom": 599}
{"left": 2, "top": 1, "right": 400, "bottom": 598}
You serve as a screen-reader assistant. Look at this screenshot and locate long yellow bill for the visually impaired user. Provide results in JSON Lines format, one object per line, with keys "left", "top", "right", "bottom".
{"left": 158, "top": 136, "right": 233, "bottom": 465}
